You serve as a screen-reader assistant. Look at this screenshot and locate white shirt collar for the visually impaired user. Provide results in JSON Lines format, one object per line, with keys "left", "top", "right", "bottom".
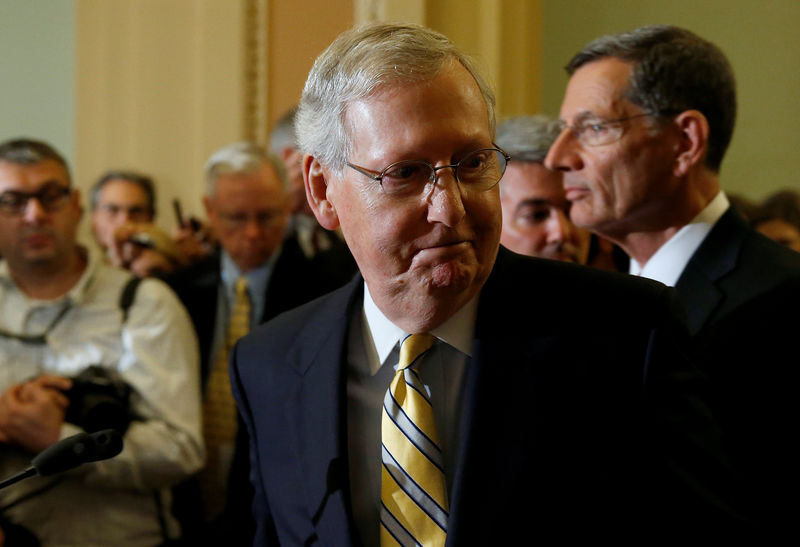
{"left": 362, "top": 281, "right": 478, "bottom": 375}
{"left": 0, "top": 245, "right": 96, "bottom": 305}
{"left": 629, "top": 191, "right": 729, "bottom": 286}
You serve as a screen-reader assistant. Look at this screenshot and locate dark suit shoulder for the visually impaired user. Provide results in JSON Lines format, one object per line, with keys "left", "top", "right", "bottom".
{"left": 487, "top": 248, "right": 678, "bottom": 331}
{"left": 164, "top": 254, "right": 220, "bottom": 295}
{"left": 237, "top": 277, "right": 360, "bottom": 372}
{"left": 678, "top": 208, "right": 800, "bottom": 333}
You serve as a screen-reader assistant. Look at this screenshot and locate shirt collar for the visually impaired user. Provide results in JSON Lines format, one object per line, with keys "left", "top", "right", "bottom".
{"left": 0, "top": 245, "right": 96, "bottom": 305}
{"left": 220, "top": 244, "right": 282, "bottom": 298}
{"left": 630, "top": 191, "right": 729, "bottom": 286}
{"left": 362, "top": 281, "right": 478, "bottom": 374}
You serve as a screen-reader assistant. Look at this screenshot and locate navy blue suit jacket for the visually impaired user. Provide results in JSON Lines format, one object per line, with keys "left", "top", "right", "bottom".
{"left": 231, "top": 248, "right": 740, "bottom": 545}
{"left": 675, "top": 208, "right": 800, "bottom": 534}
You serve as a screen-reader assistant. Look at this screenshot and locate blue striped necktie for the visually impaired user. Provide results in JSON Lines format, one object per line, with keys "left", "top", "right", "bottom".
{"left": 380, "top": 333, "right": 448, "bottom": 547}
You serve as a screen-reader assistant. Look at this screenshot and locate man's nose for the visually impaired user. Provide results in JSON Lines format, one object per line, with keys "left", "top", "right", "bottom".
{"left": 22, "top": 196, "right": 48, "bottom": 222}
{"left": 546, "top": 209, "right": 570, "bottom": 243}
{"left": 243, "top": 218, "right": 263, "bottom": 238}
{"left": 426, "top": 170, "right": 466, "bottom": 227}
{"left": 544, "top": 128, "right": 583, "bottom": 172}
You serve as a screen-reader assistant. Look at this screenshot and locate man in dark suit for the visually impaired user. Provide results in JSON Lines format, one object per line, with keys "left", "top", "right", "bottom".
{"left": 231, "top": 23, "right": 741, "bottom": 545}
{"left": 545, "top": 25, "right": 800, "bottom": 535}
{"left": 167, "top": 142, "right": 355, "bottom": 544}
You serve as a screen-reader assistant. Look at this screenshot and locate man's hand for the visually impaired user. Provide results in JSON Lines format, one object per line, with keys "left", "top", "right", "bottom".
{"left": 0, "top": 375, "right": 72, "bottom": 453}
{"left": 110, "top": 222, "right": 185, "bottom": 277}
{"left": 172, "top": 218, "right": 215, "bottom": 264}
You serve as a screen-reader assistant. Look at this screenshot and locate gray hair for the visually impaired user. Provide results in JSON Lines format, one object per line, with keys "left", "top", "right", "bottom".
{"left": 0, "top": 138, "right": 72, "bottom": 185}
{"left": 204, "top": 141, "right": 287, "bottom": 195}
{"left": 296, "top": 22, "right": 496, "bottom": 170}
{"left": 496, "top": 115, "right": 562, "bottom": 163}
{"left": 269, "top": 107, "right": 298, "bottom": 156}
{"left": 566, "top": 25, "right": 736, "bottom": 172}
{"left": 90, "top": 170, "right": 156, "bottom": 216}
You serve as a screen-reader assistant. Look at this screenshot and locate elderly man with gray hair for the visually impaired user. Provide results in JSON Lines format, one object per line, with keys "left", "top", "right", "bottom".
{"left": 230, "top": 22, "right": 742, "bottom": 546}
{"left": 166, "top": 141, "right": 354, "bottom": 544}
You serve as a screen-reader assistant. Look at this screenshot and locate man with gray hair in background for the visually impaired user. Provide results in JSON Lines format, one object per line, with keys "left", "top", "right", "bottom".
{"left": 270, "top": 107, "right": 344, "bottom": 259}
{"left": 166, "top": 141, "right": 354, "bottom": 544}
{"left": 546, "top": 25, "right": 800, "bottom": 535}
{"left": 231, "top": 22, "right": 741, "bottom": 546}
{"left": 496, "top": 115, "right": 591, "bottom": 263}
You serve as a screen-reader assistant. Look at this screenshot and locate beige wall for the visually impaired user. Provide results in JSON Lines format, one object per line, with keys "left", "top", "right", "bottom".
{"left": 427, "top": 0, "right": 543, "bottom": 120}
{"left": 76, "top": 0, "right": 247, "bottom": 237}
{"left": 267, "top": 0, "right": 354, "bottom": 129}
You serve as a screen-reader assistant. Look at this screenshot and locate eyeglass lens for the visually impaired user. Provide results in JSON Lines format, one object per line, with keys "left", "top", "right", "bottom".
{"left": 380, "top": 148, "right": 507, "bottom": 196}
{"left": 0, "top": 184, "right": 71, "bottom": 215}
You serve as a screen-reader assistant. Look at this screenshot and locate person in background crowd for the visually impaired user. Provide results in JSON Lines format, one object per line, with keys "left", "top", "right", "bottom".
{"left": 270, "top": 107, "right": 344, "bottom": 259}
{"left": 750, "top": 189, "right": 800, "bottom": 252}
{"left": 90, "top": 170, "right": 185, "bottom": 277}
{"left": 495, "top": 115, "right": 626, "bottom": 270}
{"left": 166, "top": 141, "right": 355, "bottom": 545}
{"left": 0, "top": 138, "right": 202, "bottom": 546}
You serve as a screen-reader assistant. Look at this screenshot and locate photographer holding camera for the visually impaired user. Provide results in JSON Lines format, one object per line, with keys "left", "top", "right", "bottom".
{"left": 0, "top": 139, "right": 203, "bottom": 546}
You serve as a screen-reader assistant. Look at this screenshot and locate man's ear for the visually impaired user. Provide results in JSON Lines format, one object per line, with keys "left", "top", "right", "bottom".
{"left": 71, "top": 187, "right": 84, "bottom": 220}
{"left": 672, "top": 110, "right": 709, "bottom": 177}
{"left": 202, "top": 195, "right": 213, "bottom": 217}
{"left": 303, "top": 154, "right": 340, "bottom": 230}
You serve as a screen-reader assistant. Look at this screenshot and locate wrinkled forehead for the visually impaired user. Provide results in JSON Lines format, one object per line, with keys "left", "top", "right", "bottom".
{"left": 0, "top": 158, "right": 71, "bottom": 192}
{"left": 96, "top": 179, "right": 149, "bottom": 203}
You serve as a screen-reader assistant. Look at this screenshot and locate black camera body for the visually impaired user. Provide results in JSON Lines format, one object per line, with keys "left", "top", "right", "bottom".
{"left": 64, "top": 365, "right": 134, "bottom": 434}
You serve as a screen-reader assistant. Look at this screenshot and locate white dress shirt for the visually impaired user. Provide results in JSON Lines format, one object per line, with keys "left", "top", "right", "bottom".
{"left": 629, "top": 192, "right": 730, "bottom": 286}
{"left": 347, "top": 282, "right": 477, "bottom": 547}
{"left": 0, "top": 249, "right": 203, "bottom": 545}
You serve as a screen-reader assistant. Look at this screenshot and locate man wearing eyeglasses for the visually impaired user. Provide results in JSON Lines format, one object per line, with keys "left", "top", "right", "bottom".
{"left": 165, "top": 141, "right": 356, "bottom": 544}
{"left": 229, "top": 23, "right": 743, "bottom": 546}
{"left": 546, "top": 25, "right": 800, "bottom": 536}
{"left": 0, "top": 138, "right": 203, "bottom": 545}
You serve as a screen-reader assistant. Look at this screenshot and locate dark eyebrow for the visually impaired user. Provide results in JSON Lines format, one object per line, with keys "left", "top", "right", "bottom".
{"left": 0, "top": 180, "right": 68, "bottom": 195}
{"left": 516, "top": 198, "right": 552, "bottom": 210}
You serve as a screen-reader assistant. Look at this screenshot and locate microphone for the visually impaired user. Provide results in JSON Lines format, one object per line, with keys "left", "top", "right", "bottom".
{"left": 0, "top": 430, "right": 123, "bottom": 490}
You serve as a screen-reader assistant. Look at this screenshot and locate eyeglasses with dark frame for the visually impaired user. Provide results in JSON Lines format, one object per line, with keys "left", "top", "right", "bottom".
{"left": 345, "top": 147, "right": 510, "bottom": 197}
{"left": 556, "top": 113, "right": 655, "bottom": 147}
{"left": 0, "top": 184, "right": 73, "bottom": 216}
{"left": 217, "top": 210, "right": 287, "bottom": 231}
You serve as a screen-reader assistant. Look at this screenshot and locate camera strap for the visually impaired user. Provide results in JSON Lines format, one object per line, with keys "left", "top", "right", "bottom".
{"left": 0, "top": 275, "right": 142, "bottom": 345}
{"left": 119, "top": 276, "right": 143, "bottom": 324}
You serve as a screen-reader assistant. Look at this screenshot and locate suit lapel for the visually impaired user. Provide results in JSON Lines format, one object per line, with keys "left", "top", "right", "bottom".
{"left": 446, "top": 249, "right": 546, "bottom": 544}
{"left": 675, "top": 209, "right": 746, "bottom": 335}
{"left": 284, "top": 277, "right": 363, "bottom": 546}
{"left": 262, "top": 236, "right": 304, "bottom": 323}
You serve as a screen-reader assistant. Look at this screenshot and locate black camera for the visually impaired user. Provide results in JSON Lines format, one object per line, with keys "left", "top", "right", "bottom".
{"left": 64, "top": 366, "right": 135, "bottom": 434}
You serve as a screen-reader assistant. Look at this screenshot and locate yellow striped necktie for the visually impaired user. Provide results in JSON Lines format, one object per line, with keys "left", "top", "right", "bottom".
{"left": 380, "top": 333, "right": 448, "bottom": 547}
{"left": 200, "top": 275, "right": 251, "bottom": 519}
